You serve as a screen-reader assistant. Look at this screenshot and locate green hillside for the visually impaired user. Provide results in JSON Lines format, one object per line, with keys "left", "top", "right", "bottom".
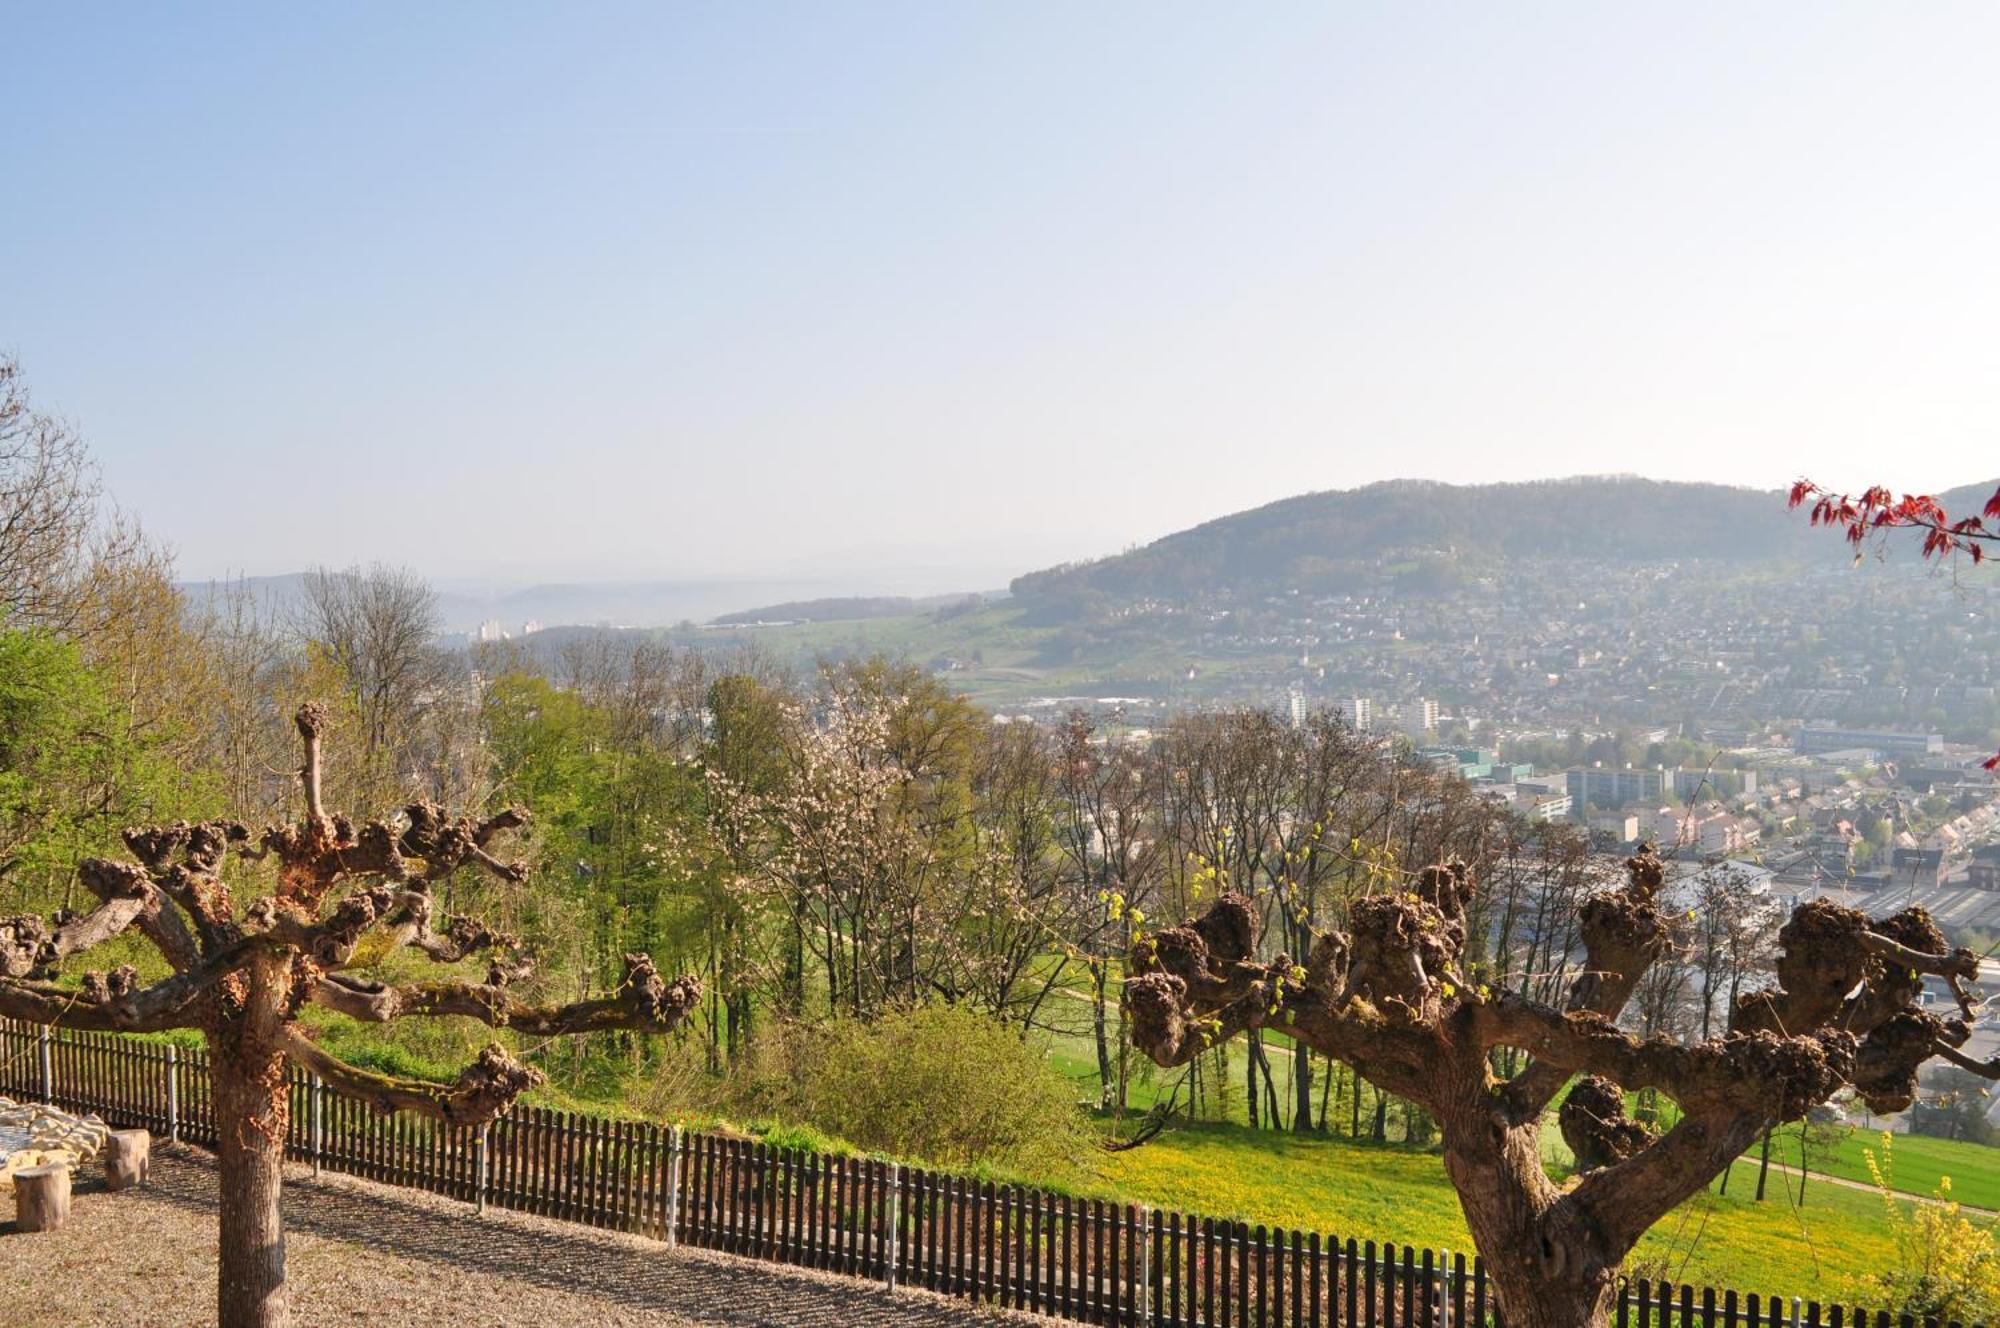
{"left": 1010, "top": 475, "right": 2000, "bottom": 606}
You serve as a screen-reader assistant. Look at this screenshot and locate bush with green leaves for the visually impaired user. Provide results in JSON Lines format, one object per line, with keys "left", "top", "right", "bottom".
{"left": 747, "top": 1003, "right": 1090, "bottom": 1176}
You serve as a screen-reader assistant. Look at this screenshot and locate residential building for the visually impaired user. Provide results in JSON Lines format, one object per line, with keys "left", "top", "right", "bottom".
{"left": 1672, "top": 768, "right": 1758, "bottom": 802}
{"left": 1890, "top": 847, "right": 1945, "bottom": 888}
{"left": 1587, "top": 811, "right": 1640, "bottom": 844}
{"left": 1970, "top": 844, "right": 2000, "bottom": 891}
{"left": 1567, "top": 765, "right": 1670, "bottom": 811}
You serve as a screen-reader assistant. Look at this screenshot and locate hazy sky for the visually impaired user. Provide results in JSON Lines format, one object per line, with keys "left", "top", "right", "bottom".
{"left": 8, "top": 4, "right": 2000, "bottom": 588}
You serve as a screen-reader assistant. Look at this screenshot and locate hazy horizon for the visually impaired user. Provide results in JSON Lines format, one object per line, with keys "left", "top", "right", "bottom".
{"left": 11, "top": 4, "right": 2000, "bottom": 583}
{"left": 165, "top": 470, "right": 1964, "bottom": 602}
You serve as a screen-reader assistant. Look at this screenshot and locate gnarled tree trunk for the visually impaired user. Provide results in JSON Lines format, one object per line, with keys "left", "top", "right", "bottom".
{"left": 215, "top": 952, "right": 295, "bottom": 1328}
{"left": 214, "top": 1039, "right": 289, "bottom": 1328}
{"left": 1485, "top": 1262, "right": 1619, "bottom": 1328}
{"left": 1440, "top": 1097, "right": 1621, "bottom": 1328}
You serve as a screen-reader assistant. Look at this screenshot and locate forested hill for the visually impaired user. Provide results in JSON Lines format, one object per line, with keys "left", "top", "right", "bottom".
{"left": 1011, "top": 475, "right": 2000, "bottom": 603}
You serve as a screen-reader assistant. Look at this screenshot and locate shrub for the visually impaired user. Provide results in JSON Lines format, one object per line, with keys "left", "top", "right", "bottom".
{"left": 747, "top": 1004, "right": 1090, "bottom": 1176}
{"left": 1852, "top": 1134, "right": 2000, "bottom": 1323}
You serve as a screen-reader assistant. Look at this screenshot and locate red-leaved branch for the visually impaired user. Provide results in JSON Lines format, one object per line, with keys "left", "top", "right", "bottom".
{"left": 1791, "top": 478, "right": 2000, "bottom": 769}
{"left": 1789, "top": 479, "right": 2000, "bottom": 564}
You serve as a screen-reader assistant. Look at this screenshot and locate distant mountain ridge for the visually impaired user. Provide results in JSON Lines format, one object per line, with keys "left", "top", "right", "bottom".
{"left": 187, "top": 476, "right": 2000, "bottom": 637}
{"left": 1011, "top": 475, "right": 2000, "bottom": 603}
{"left": 178, "top": 573, "right": 901, "bottom": 634}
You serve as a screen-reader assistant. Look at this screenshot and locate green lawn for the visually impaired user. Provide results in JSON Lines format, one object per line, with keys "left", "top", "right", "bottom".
{"left": 1077, "top": 1121, "right": 1938, "bottom": 1300}
{"left": 1812, "top": 1125, "right": 2000, "bottom": 1210}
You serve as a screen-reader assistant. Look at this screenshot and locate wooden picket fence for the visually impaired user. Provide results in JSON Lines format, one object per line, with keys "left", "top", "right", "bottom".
{"left": 0, "top": 1018, "right": 1980, "bottom": 1328}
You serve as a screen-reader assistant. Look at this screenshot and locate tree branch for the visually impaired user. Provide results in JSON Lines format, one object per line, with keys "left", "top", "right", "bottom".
{"left": 0, "top": 946, "right": 240, "bottom": 1032}
{"left": 295, "top": 702, "right": 330, "bottom": 827}
{"left": 1857, "top": 928, "right": 1980, "bottom": 1016}
{"left": 0, "top": 892, "right": 150, "bottom": 978}
{"left": 399, "top": 803, "right": 531, "bottom": 884}
{"left": 1567, "top": 1106, "right": 1769, "bottom": 1250}
{"left": 378, "top": 892, "right": 519, "bottom": 967}
{"left": 1501, "top": 848, "right": 1671, "bottom": 1121}
{"left": 1125, "top": 890, "right": 1442, "bottom": 1099}
{"left": 282, "top": 1028, "right": 544, "bottom": 1125}
{"left": 309, "top": 952, "right": 701, "bottom": 1036}
{"left": 78, "top": 857, "right": 202, "bottom": 972}
{"left": 1477, "top": 994, "right": 1854, "bottom": 1118}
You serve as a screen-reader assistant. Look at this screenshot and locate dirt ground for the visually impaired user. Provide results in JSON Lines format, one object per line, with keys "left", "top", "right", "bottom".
{"left": 0, "top": 1146, "right": 1033, "bottom": 1327}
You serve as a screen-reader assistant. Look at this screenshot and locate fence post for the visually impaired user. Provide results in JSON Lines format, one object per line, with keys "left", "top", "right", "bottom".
{"left": 884, "top": 1162, "right": 901, "bottom": 1290}
{"left": 664, "top": 1125, "right": 682, "bottom": 1251}
{"left": 476, "top": 1122, "right": 489, "bottom": 1215}
{"left": 1138, "top": 1206, "right": 1153, "bottom": 1326}
{"left": 165, "top": 1044, "right": 179, "bottom": 1144}
{"left": 310, "top": 1073, "right": 323, "bottom": 1177}
{"left": 37, "top": 1024, "right": 51, "bottom": 1103}
{"left": 1439, "top": 1246, "right": 1451, "bottom": 1328}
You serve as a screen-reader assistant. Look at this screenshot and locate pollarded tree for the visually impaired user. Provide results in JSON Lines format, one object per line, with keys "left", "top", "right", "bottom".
{"left": 0, "top": 703, "right": 701, "bottom": 1328}
{"left": 1124, "top": 847, "right": 1995, "bottom": 1327}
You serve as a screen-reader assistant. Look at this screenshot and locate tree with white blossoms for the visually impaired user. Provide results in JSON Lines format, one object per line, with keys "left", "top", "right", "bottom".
{"left": 0, "top": 704, "right": 701, "bottom": 1328}
{"left": 707, "top": 675, "right": 1032, "bottom": 1023}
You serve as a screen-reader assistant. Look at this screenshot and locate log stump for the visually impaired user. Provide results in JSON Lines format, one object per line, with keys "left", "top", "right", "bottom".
{"left": 104, "top": 1130, "right": 149, "bottom": 1191}
{"left": 14, "top": 1164, "right": 71, "bottom": 1232}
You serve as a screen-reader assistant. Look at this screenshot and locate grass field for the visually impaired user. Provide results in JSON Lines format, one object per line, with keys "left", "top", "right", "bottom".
{"left": 1077, "top": 1121, "right": 1930, "bottom": 1298}
{"left": 1814, "top": 1127, "right": 2000, "bottom": 1210}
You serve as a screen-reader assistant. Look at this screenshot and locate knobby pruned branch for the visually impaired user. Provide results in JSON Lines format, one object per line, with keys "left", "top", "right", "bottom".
{"left": 282, "top": 1029, "right": 544, "bottom": 1125}
{"left": 309, "top": 951, "right": 702, "bottom": 1037}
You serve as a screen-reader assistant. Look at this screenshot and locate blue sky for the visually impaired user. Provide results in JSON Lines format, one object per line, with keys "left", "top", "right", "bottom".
{"left": 7, "top": 4, "right": 2000, "bottom": 586}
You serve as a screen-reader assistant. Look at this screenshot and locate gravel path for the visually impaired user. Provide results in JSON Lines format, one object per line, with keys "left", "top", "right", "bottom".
{"left": 0, "top": 1146, "right": 1037, "bottom": 1327}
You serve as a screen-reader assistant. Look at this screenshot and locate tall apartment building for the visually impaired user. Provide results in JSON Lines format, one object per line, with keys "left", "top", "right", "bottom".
{"left": 1565, "top": 765, "right": 1669, "bottom": 811}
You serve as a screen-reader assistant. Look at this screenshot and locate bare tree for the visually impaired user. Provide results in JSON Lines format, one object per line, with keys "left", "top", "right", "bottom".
{"left": 0, "top": 355, "right": 99, "bottom": 628}
{"left": 189, "top": 579, "right": 294, "bottom": 822}
{"left": 0, "top": 355, "right": 151, "bottom": 636}
{"left": 961, "top": 717, "right": 1094, "bottom": 1032}
{"left": 1126, "top": 845, "right": 1997, "bottom": 1327}
{"left": 1691, "top": 862, "right": 1779, "bottom": 1039}
{"left": 297, "top": 564, "right": 444, "bottom": 806}
{"left": 0, "top": 704, "right": 701, "bottom": 1328}
{"left": 1053, "top": 710, "right": 1164, "bottom": 1111}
